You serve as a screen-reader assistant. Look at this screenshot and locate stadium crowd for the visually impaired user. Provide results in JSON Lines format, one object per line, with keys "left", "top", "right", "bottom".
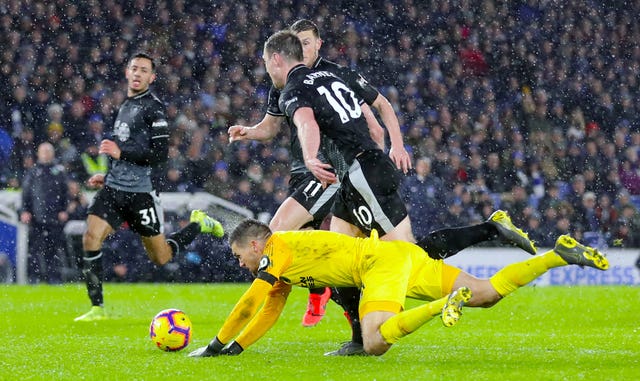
{"left": 2, "top": 0, "right": 640, "bottom": 282}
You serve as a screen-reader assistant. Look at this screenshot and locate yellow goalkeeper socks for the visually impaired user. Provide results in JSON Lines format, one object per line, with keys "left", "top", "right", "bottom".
{"left": 379, "top": 295, "right": 449, "bottom": 344}
{"left": 489, "top": 250, "right": 566, "bottom": 296}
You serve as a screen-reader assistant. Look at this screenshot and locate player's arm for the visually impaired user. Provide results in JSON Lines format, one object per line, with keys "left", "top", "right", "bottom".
{"left": 228, "top": 113, "right": 284, "bottom": 142}
{"left": 292, "top": 107, "right": 337, "bottom": 185}
{"left": 217, "top": 277, "right": 273, "bottom": 343}
{"left": 361, "top": 102, "right": 385, "bottom": 150}
{"left": 370, "top": 94, "right": 411, "bottom": 173}
{"left": 188, "top": 276, "right": 276, "bottom": 357}
{"left": 233, "top": 280, "right": 292, "bottom": 349}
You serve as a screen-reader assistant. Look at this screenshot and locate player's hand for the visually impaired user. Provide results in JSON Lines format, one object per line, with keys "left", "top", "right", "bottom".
{"left": 99, "top": 139, "right": 121, "bottom": 159}
{"left": 228, "top": 125, "right": 249, "bottom": 143}
{"left": 389, "top": 145, "right": 412, "bottom": 174}
{"left": 305, "top": 158, "right": 337, "bottom": 186}
{"left": 86, "top": 174, "right": 105, "bottom": 188}
{"left": 188, "top": 337, "right": 225, "bottom": 357}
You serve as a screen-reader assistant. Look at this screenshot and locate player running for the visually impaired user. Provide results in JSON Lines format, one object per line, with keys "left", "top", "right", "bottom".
{"left": 228, "top": 18, "right": 411, "bottom": 328}
{"left": 74, "top": 52, "right": 224, "bottom": 322}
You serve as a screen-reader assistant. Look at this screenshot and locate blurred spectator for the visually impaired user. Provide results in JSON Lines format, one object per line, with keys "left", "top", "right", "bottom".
{"left": 402, "top": 157, "right": 446, "bottom": 237}
{"left": 66, "top": 179, "right": 89, "bottom": 221}
{"left": 2, "top": 0, "right": 640, "bottom": 263}
{"left": 19, "top": 142, "right": 69, "bottom": 284}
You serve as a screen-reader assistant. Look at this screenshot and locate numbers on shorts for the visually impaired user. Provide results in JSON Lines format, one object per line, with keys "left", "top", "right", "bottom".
{"left": 352, "top": 205, "right": 373, "bottom": 226}
{"left": 139, "top": 207, "right": 158, "bottom": 226}
{"left": 317, "top": 82, "right": 361, "bottom": 123}
{"left": 303, "top": 180, "right": 323, "bottom": 199}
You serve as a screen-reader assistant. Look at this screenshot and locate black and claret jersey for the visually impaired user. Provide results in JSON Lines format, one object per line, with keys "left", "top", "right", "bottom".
{"left": 266, "top": 57, "right": 380, "bottom": 177}
{"left": 278, "top": 64, "right": 379, "bottom": 164}
{"left": 105, "top": 89, "right": 169, "bottom": 193}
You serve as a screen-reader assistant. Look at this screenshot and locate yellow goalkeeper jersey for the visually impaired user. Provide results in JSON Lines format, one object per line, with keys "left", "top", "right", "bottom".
{"left": 215, "top": 229, "right": 450, "bottom": 350}
{"left": 216, "top": 230, "right": 377, "bottom": 349}
{"left": 261, "top": 230, "right": 375, "bottom": 288}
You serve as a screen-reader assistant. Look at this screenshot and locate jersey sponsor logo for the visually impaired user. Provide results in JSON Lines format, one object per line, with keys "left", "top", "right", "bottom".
{"left": 258, "top": 255, "right": 270, "bottom": 272}
{"left": 152, "top": 119, "right": 168, "bottom": 128}
{"left": 114, "top": 120, "right": 130, "bottom": 142}
{"left": 299, "top": 276, "right": 316, "bottom": 288}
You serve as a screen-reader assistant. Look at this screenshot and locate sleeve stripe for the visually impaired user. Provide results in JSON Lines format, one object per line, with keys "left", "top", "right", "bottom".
{"left": 256, "top": 271, "right": 278, "bottom": 285}
{"left": 151, "top": 135, "right": 170, "bottom": 139}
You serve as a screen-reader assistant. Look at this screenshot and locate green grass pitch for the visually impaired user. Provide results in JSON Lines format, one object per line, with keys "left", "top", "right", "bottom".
{"left": 2, "top": 283, "right": 638, "bottom": 380}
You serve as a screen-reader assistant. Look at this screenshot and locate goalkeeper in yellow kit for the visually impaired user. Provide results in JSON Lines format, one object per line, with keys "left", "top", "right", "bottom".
{"left": 189, "top": 219, "right": 609, "bottom": 357}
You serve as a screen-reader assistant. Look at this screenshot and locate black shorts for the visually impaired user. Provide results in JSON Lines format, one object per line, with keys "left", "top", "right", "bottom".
{"left": 289, "top": 172, "right": 339, "bottom": 229}
{"left": 88, "top": 186, "right": 164, "bottom": 237}
{"left": 331, "top": 150, "right": 407, "bottom": 235}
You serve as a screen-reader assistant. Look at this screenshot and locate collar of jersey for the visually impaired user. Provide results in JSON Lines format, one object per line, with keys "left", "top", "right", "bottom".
{"left": 312, "top": 56, "right": 324, "bottom": 68}
{"left": 130, "top": 89, "right": 151, "bottom": 100}
{"left": 287, "top": 64, "right": 307, "bottom": 82}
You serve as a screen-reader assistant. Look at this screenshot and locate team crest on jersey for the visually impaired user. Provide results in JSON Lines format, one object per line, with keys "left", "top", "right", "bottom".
{"left": 114, "top": 120, "right": 130, "bottom": 142}
{"left": 129, "top": 105, "right": 142, "bottom": 118}
{"left": 258, "top": 255, "right": 270, "bottom": 272}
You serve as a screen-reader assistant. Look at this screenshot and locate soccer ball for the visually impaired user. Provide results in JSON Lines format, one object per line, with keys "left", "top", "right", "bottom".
{"left": 149, "top": 308, "right": 192, "bottom": 351}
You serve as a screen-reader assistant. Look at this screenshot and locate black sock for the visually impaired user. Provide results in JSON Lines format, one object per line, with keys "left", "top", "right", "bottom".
{"left": 309, "top": 287, "right": 326, "bottom": 295}
{"left": 330, "top": 287, "right": 362, "bottom": 345}
{"left": 417, "top": 222, "right": 497, "bottom": 259}
{"left": 82, "top": 250, "right": 103, "bottom": 306}
{"left": 167, "top": 222, "right": 200, "bottom": 256}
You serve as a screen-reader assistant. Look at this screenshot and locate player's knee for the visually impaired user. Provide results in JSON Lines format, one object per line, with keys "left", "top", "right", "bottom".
{"left": 82, "top": 229, "right": 101, "bottom": 250}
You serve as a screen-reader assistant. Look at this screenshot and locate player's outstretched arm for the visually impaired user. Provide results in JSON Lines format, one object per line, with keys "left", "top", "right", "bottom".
{"left": 228, "top": 114, "right": 284, "bottom": 143}
{"left": 190, "top": 278, "right": 274, "bottom": 358}
{"left": 371, "top": 94, "right": 411, "bottom": 173}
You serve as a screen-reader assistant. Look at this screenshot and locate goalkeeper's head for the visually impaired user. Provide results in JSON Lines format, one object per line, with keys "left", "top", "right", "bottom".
{"left": 229, "top": 219, "right": 273, "bottom": 275}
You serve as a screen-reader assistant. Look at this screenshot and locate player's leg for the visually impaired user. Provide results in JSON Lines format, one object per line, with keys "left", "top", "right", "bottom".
{"left": 450, "top": 235, "right": 609, "bottom": 308}
{"left": 416, "top": 210, "right": 536, "bottom": 259}
{"left": 133, "top": 192, "right": 222, "bottom": 265}
{"left": 141, "top": 209, "right": 223, "bottom": 265}
{"left": 325, "top": 154, "right": 409, "bottom": 355}
{"left": 278, "top": 175, "right": 339, "bottom": 327}
{"left": 359, "top": 244, "right": 471, "bottom": 355}
{"left": 270, "top": 197, "right": 330, "bottom": 327}
{"left": 269, "top": 197, "right": 314, "bottom": 232}
{"left": 365, "top": 287, "right": 472, "bottom": 355}
{"left": 75, "top": 213, "right": 113, "bottom": 322}
{"left": 324, "top": 216, "right": 367, "bottom": 355}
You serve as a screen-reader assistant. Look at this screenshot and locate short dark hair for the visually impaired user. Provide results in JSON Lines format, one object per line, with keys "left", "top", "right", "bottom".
{"left": 264, "top": 30, "right": 303, "bottom": 62}
{"left": 289, "top": 19, "right": 321, "bottom": 39}
{"left": 229, "top": 219, "right": 272, "bottom": 247}
{"left": 128, "top": 52, "right": 156, "bottom": 71}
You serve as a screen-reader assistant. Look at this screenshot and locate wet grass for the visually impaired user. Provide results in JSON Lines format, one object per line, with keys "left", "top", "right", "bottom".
{"left": 1, "top": 283, "right": 638, "bottom": 380}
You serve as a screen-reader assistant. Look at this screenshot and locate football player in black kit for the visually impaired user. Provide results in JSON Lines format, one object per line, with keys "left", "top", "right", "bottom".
{"left": 74, "top": 52, "right": 224, "bottom": 322}
{"left": 256, "top": 30, "right": 537, "bottom": 355}
{"left": 229, "top": 19, "right": 412, "bottom": 330}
